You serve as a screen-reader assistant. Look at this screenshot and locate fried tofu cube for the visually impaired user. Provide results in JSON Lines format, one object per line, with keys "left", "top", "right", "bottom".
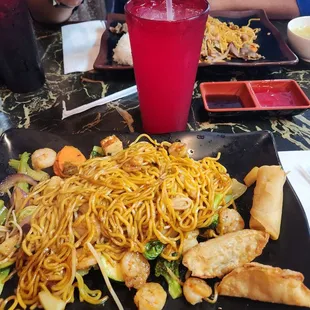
{"left": 100, "top": 135, "right": 123, "bottom": 156}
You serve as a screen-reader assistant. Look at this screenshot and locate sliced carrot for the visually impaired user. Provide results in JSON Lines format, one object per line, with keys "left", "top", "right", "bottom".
{"left": 53, "top": 146, "right": 86, "bottom": 177}
{"left": 53, "top": 161, "right": 65, "bottom": 178}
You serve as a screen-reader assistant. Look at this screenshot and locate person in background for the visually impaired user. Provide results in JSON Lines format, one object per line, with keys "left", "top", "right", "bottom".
{"left": 207, "top": 0, "right": 308, "bottom": 20}
{"left": 27, "top": 0, "right": 309, "bottom": 24}
{"left": 27, "top": 0, "right": 123, "bottom": 24}
{"left": 27, "top": 0, "right": 84, "bottom": 24}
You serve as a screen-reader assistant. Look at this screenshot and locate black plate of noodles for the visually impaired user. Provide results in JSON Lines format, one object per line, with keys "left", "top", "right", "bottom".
{"left": 94, "top": 10, "right": 298, "bottom": 70}
{"left": 0, "top": 129, "right": 309, "bottom": 310}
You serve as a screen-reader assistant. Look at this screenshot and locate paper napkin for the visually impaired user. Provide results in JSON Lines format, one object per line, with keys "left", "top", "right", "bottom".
{"left": 279, "top": 150, "right": 310, "bottom": 224}
{"left": 61, "top": 20, "right": 106, "bottom": 74}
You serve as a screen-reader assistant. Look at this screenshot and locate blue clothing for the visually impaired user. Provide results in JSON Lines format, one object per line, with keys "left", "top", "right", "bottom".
{"left": 297, "top": 0, "right": 310, "bottom": 16}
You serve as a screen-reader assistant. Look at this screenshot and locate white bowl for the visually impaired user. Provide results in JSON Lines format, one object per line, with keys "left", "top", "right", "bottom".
{"left": 287, "top": 16, "right": 310, "bottom": 62}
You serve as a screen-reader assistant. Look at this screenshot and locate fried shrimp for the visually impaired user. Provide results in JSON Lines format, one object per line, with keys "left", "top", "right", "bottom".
{"left": 120, "top": 252, "right": 150, "bottom": 289}
{"left": 31, "top": 148, "right": 56, "bottom": 170}
{"left": 134, "top": 283, "right": 167, "bottom": 310}
{"left": 183, "top": 277, "right": 212, "bottom": 305}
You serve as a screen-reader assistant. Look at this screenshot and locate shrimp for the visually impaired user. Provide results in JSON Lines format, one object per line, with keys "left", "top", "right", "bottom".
{"left": 134, "top": 282, "right": 167, "bottom": 310}
{"left": 31, "top": 148, "right": 57, "bottom": 171}
{"left": 76, "top": 247, "right": 97, "bottom": 270}
{"left": 43, "top": 176, "right": 64, "bottom": 195}
{"left": 120, "top": 252, "right": 150, "bottom": 289}
{"left": 183, "top": 277, "right": 212, "bottom": 305}
{"left": 122, "top": 156, "right": 144, "bottom": 172}
{"left": 168, "top": 142, "right": 187, "bottom": 158}
{"left": 216, "top": 208, "right": 245, "bottom": 235}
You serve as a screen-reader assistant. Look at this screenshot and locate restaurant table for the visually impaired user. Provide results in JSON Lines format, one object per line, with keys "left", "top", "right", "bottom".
{"left": 0, "top": 19, "right": 310, "bottom": 152}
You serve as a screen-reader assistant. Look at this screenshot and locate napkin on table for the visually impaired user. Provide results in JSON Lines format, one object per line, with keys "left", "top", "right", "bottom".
{"left": 61, "top": 20, "right": 106, "bottom": 74}
{"left": 279, "top": 150, "right": 310, "bottom": 225}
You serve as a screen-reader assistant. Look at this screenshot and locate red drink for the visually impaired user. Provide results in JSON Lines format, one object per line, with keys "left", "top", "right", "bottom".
{"left": 125, "top": 0, "right": 209, "bottom": 134}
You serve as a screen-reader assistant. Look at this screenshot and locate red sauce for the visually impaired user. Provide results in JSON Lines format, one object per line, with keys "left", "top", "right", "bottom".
{"left": 255, "top": 90, "right": 295, "bottom": 107}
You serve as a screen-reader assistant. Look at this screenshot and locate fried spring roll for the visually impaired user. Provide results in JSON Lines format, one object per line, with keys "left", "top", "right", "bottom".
{"left": 218, "top": 262, "right": 310, "bottom": 307}
{"left": 250, "top": 165, "right": 286, "bottom": 240}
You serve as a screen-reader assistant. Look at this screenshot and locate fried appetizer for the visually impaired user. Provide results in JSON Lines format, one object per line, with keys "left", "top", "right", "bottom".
{"left": 134, "top": 283, "right": 167, "bottom": 310}
{"left": 250, "top": 165, "right": 286, "bottom": 240}
{"left": 218, "top": 262, "right": 310, "bottom": 307}
{"left": 100, "top": 135, "right": 123, "bottom": 156}
{"left": 216, "top": 208, "right": 245, "bottom": 235}
{"left": 182, "top": 229, "right": 269, "bottom": 279}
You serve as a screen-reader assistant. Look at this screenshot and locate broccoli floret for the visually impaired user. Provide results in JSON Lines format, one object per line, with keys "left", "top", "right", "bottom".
{"left": 90, "top": 146, "right": 104, "bottom": 159}
{"left": 208, "top": 213, "right": 219, "bottom": 230}
{"left": 155, "top": 256, "right": 182, "bottom": 299}
{"left": 207, "top": 193, "right": 233, "bottom": 230}
{"left": 143, "top": 241, "right": 164, "bottom": 260}
{"left": 9, "top": 155, "right": 50, "bottom": 183}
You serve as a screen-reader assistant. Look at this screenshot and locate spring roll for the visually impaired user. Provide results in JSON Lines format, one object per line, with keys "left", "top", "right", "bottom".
{"left": 218, "top": 262, "right": 310, "bottom": 307}
{"left": 249, "top": 165, "right": 286, "bottom": 240}
{"left": 244, "top": 166, "right": 259, "bottom": 187}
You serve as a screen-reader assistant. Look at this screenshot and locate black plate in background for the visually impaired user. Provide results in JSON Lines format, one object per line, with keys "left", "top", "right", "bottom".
{"left": 201, "top": 10, "right": 298, "bottom": 67}
{"left": 93, "top": 10, "right": 298, "bottom": 70}
{"left": 0, "top": 129, "right": 309, "bottom": 310}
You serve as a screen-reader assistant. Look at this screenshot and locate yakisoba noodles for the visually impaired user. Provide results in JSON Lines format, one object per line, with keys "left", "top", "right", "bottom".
{"left": 201, "top": 16, "right": 263, "bottom": 63}
{"left": 2, "top": 134, "right": 233, "bottom": 309}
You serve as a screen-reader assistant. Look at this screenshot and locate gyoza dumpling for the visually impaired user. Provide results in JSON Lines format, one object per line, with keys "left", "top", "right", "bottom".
{"left": 182, "top": 229, "right": 269, "bottom": 279}
{"left": 218, "top": 262, "right": 310, "bottom": 307}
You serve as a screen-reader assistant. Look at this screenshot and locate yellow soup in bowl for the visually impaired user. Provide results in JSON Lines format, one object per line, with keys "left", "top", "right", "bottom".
{"left": 293, "top": 25, "right": 310, "bottom": 39}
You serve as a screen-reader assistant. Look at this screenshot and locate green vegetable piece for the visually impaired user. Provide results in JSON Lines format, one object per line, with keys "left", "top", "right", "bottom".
{"left": 0, "top": 201, "right": 8, "bottom": 226}
{"left": 225, "top": 194, "right": 233, "bottom": 205}
{"left": 0, "top": 268, "right": 9, "bottom": 295}
{"left": 208, "top": 213, "right": 219, "bottom": 230}
{"left": 213, "top": 193, "right": 223, "bottom": 210}
{"left": 77, "top": 269, "right": 90, "bottom": 277}
{"left": 144, "top": 241, "right": 164, "bottom": 260}
{"left": 207, "top": 194, "right": 233, "bottom": 230}
{"left": 155, "top": 256, "right": 182, "bottom": 299}
{"left": 0, "top": 259, "right": 15, "bottom": 270}
{"left": 9, "top": 159, "right": 49, "bottom": 182}
{"left": 100, "top": 255, "right": 124, "bottom": 282}
{"left": 16, "top": 205, "right": 37, "bottom": 224}
{"left": 90, "top": 146, "right": 104, "bottom": 159}
{"left": 16, "top": 152, "right": 30, "bottom": 192}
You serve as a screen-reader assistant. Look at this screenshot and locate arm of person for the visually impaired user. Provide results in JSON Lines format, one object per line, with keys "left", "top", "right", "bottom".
{"left": 27, "top": 0, "right": 83, "bottom": 24}
{"left": 207, "top": 0, "right": 300, "bottom": 19}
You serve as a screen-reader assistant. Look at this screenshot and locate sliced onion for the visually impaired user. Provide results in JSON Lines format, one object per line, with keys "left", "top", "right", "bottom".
{"left": 17, "top": 205, "right": 37, "bottom": 228}
{"left": 231, "top": 178, "right": 247, "bottom": 200}
{"left": 0, "top": 174, "right": 37, "bottom": 196}
{"left": 10, "top": 187, "right": 28, "bottom": 212}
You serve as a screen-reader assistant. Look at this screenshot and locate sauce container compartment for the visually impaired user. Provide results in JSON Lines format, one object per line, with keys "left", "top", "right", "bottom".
{"left": 200, "top": 80, "right": 310, "bottom": 119}
{"left": 200, "top": 82, "right": 258, "bottom": 112}
{"left": 200, "top": 81, "right": 259, "bottom": 118}
{"left": 249, "top": 80, "right": 310, "bottom": 110}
